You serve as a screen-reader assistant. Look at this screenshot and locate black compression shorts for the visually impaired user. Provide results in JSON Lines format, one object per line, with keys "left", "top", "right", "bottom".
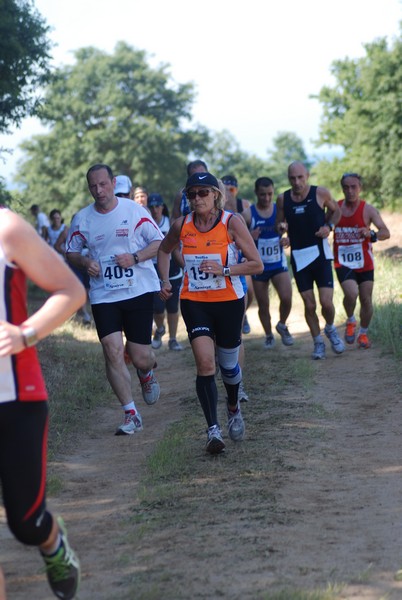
{"left": 180, "top": 298, "right": 244, "bottom": 348}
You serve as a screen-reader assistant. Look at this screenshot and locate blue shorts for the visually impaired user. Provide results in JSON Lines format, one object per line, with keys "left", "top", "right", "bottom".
{"left": 153, "top": 276, "right": 182, "bottom": 314}
{"left": 252, "top": 266, "right": 288, "bottom": 283}
{"left": 91, "top": 293, "right": 154, "bottom": 343}
{"left": 291, "top": 255, "right": 333, "bottom": 293}
{"left": 70, "top": 264, "right": 90, "bottom": 290}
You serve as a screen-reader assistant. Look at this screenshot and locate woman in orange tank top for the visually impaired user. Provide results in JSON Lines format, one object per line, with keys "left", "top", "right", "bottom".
{"left": 158, "top": 172, "right": 263, "bottom": 455}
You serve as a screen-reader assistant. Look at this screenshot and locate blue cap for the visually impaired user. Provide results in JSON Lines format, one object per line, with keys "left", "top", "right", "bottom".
{"left": 147, "top": 193, "right": 164, "bottom": 207}
{"left": 221, "top": 175, "right": 238, "bottom": 187}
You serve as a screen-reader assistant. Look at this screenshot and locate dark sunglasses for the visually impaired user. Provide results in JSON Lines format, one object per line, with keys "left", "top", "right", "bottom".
{"left": 186, "top": 189, "right": 211, "bottom": 200}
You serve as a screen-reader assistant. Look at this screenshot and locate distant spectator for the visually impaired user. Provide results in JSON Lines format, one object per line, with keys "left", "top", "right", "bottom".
{"left": 114, "top": 175, "right": 133, "bottom": 199}
{"left": 30, "top": 204, "right": 49, "bottom": 241}
{"left": 133, "top": 186, "right": 149, "bottom": 208}
{"left": 47, "top": 209, "right": 66, "bottom": 249}
{"left": 147, "top": 193, "right": 183, "bottom": 352}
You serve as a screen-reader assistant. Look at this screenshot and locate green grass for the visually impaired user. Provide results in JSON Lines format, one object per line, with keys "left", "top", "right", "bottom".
{"left": 38, "top": 320, "right": 110, "bottom": 458}
{"left": 260, "top": 587, "right": 344, "bottom": 600}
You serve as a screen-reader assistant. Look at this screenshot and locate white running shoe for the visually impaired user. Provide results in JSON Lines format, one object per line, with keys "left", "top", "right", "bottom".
{"left": 168, "top": 339, "right": 183, "bottom": 351}
{"left": 239, "top": 381, "right": 249, "bottom": 403}
{"left": 137, "top": 369, "right": 160, "bottom": 405}
{"left": 275, "top": 322, "right": 294, "bottom": 346}
{"left": 227, "top": 406, "right": 245, "bottom": 442}
{"left": 311, "top": 341, "right": 326, "bottom": 360}
{"left": 115, "top": 411, "right": 143, "bottom": 436}
{"left": 264, "top": 334, "right": 275, "bottom": 349}
{"left": 324, "top": 325, "right": 345, "bottom": 354}
{"left": 151, "top": 325, "right": 165, "bottom": 349}
{"left": 206, "top": 425, "right": 225, "bottom": 454}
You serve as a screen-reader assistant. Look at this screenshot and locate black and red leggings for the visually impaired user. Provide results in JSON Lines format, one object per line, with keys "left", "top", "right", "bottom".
{"left": 0, "top": 400, "right": 53, "bottom": 546}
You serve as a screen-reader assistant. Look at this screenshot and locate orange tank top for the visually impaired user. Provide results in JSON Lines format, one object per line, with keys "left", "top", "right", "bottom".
{"left": 180, "top": 210, "right": 245, "bottom": 302}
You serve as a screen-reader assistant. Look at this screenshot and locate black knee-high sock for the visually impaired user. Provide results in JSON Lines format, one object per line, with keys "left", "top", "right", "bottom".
{"left": 196, "top": 375, "right": 219, "bottom": 428}
{"left": 223, "top": 382, "right": 240, "bottom": 410}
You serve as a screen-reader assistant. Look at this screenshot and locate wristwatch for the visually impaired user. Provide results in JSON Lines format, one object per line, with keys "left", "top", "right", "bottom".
{"left": 20, "top": 325, "right": 38, "bottom": 348}
{"left": 222, "top": 267, "right": 231, "bottom": 277}
{"left": 132, "top": 253, "right": 139, "bottom": 264}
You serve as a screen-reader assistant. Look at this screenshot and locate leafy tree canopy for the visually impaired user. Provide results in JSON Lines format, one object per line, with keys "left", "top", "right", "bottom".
{"left": 0, "top": 177, "right": 13, "bottom": 206}
{"left": 17, "top": 42, "right": 211, "bottom": 219}
{"left": 0, "top": 0, "right": 52, "bottom": 134}
{"left": 205, "top": 130, "right": 267, "bottom": 201}
{"left": 14, "top": 43, "right": 313, "bottom": 218}
{"left": 266, "top": 132, "right": 313, "bottom": 193}
{"left": 314, "top": 27, "right": 402, "bottom": 209}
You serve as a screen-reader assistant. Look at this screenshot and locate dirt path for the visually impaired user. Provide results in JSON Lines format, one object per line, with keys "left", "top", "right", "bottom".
{"left": 2, "top": 308, "right": 401, "bottom": 600}
{"left": 1, "top": 213, "right": 401, "bottom": 600}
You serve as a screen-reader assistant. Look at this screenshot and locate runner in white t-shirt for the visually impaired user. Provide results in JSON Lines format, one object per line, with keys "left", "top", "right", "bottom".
{"left": 66, "top": 164, "right": 164, "bottom": 436}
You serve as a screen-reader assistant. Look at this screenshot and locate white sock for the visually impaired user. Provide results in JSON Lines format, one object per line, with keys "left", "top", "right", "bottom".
{"left": 41, "top": 533, "right": 62, "bottom": 556}
{"left": 123, "top": 402, "right": 136, "bottom": 413}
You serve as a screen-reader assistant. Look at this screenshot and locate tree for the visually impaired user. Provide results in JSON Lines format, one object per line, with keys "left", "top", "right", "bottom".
{"left": 0, "top": 0, "right": 52, "bottom": 134}
{"left": 266, "top": 132, "right": 312, "bottom": 192}
{"left": 205, "top": 130, "right": 267, "bottom": 200}
{"left": 0, "top": 178, "right": 13, "bottom": 206}
{"left": 314, "top": 28, "right": 402, "bottom": 210}
{"left": 17, "top": 42, "right": 210, "bottom": 218}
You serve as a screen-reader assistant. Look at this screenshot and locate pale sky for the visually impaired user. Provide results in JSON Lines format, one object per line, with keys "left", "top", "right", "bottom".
{"left": 0, "top": 0, "right": 401, "bottom": 184}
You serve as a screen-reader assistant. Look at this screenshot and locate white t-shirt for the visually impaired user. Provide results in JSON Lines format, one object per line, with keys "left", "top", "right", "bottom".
{"left": 36, "top": 212, "right": 50, "bottom": 235}
{"left": 48, "top": 223, "right": 66, "bottom": 248}
{"left": 66, "top": 198, "right": 163, "bottom": 304}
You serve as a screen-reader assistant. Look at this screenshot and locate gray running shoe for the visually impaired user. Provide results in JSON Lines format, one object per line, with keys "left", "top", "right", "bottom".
{"left": 311, "top": 341, "right": 326, "bottom": 360}
{"left": 264, "top": 334, "right": 275, "bottom": 349}
{"left": 137, "top": 369, "right": 160, "bottom": 405}
{"left": 239, "top": 380, "right": 249, "bottom": 403}
{"left": 151, "top": 325, "right": 165, "bottom": 349}
{"left": 324, "top": 325, "right": 345, "bottom": 354}
{"left": 115, "top": 411, "right": 143, "bottom": 436}
{"left": 275, "top": 322, "right": 294, "bottom": 346}
{"left": 227, "top": 406, "right": 245, "bottom": 441}
{"left": 242, "top": 315, "right": 251, "bottom": 334}
{"left": 206, "top": 425, "right": 225, "bottom": 454}
{"left": 168, "top": 338, "right": 183, "bottom": 351}
{"left": 42, "top": 517, "right": 80, "bottom": 600}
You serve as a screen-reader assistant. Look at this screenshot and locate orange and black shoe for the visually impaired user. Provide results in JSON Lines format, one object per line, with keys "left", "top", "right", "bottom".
{"left": 344, "top": 321, "right": 357, "bottom": 344}
{"left": 357, "top": 333, "right": 371, "bottom": 349}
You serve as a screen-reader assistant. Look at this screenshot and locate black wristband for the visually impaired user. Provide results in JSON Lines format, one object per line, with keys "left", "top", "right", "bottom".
{"left": 370, "top": 230, "right": 377, "bottom": 243}
{"left": 132, "top": 253, "right": 139, "bottom": 264}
